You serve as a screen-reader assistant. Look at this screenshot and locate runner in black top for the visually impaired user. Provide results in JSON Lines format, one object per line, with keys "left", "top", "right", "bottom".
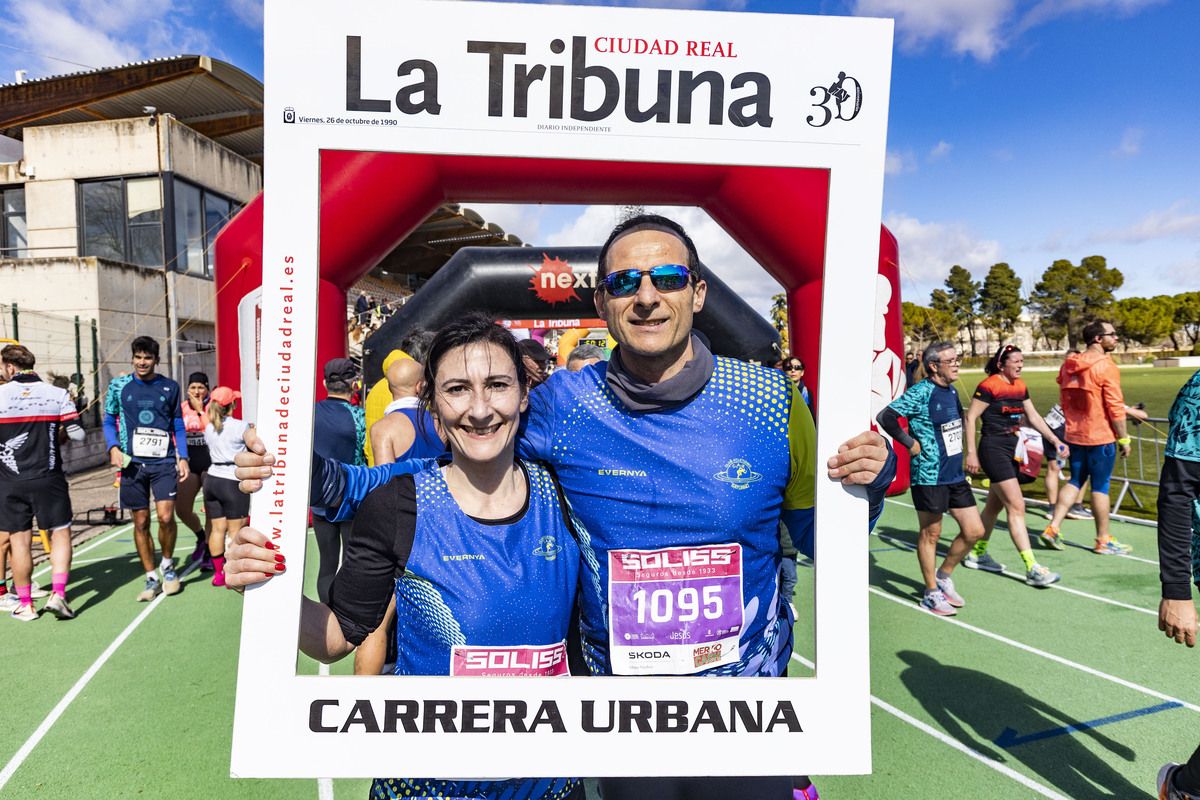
{"left": 225, "top": 313, "right": 583, "bottom": 800}
{"left": 178, "top": 372, "right": 213, "bottom": 569}
{"left": 962, "top": 345, "right": 1067, "bottom": 587}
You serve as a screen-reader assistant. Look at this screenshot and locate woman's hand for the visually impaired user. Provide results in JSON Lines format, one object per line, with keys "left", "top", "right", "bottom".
{"left": 964, "top": 452, "right": 980, "bottom": 475}
{"left": 224, "top": 525, "right": 286, "bottom": 591}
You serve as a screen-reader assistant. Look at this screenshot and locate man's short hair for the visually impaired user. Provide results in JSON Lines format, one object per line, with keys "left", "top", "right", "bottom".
{"left": 1, "top": 344, "right": 35, "bottom": 370}
{"left": 1081, "top": 319, "right": 1112, "bottom": 346}
{"left": 595, "top": 213, "right": 703, "bottom": 288}
{"left": 922, "top": 341, "right": 955, "bottom": 371}
{"left": 131, "top": 336, "right": 160, "bottom": 360}
{"left": 566, "top": 343, "right": 606, "bottom": 367}
{"left": 399, "top": 326, "right": 435, "bottom": 364}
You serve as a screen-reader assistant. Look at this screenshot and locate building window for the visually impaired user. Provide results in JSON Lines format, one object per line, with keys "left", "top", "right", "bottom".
{"left": 79, "top": 177, "right": 163, "bottom": 268}
{"left": 172, "top": 178, "right": 236, "bottom": 278}
{"left": 1, "top": 186, "right": 27, "bottom": 259}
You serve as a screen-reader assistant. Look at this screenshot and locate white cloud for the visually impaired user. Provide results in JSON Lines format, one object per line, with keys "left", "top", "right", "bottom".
{"left": 851, "top": 0, "right": 1014, "bottom": 61}
{"left": 851, "top": 0, "right": 1166, "bottom": 62}
{"left": 928, "top": 140, "right": 953, "bottom": 161}
{"left": 1165, "top": 257, "right": 1200, "bottom": 290}
{"left": 883, "top": 212, "right": 1002, "bottom": 289}
{"left": 1089, "top": 202, "right": 1200, "bottom": 244}
{"left": 1112, "top": 126, "right": 1144, "bottom": 158}
{"left": 1018, "top": 0, "right": 1169, "bottom": 31}
{"left": 225, "top": 0, "right": 264, "bottom": 31}
{"left": 885, "top": 148, "right": 917, "bottom": 176}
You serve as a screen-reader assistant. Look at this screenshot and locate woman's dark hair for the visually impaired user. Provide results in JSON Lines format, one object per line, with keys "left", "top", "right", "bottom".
{"left": 417, "top": 312, "right": 527, "bottom": 421}
{"left": 984, "top": 344, "right": 1021, "bottom": 376}
{"left": 782, "top": 356, "right": 804, "bottom": 370}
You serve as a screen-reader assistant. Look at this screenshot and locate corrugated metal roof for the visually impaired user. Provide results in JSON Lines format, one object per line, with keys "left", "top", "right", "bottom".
{"left": 0, "top": 55, "right": 263, "bottom": 164}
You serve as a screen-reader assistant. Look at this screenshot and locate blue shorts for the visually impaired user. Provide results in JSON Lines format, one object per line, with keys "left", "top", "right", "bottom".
{"left": 1067, "top": 442, "right": 1117, "bottom": 494}
{"left": 120, "top": 461, "right": 179, "bottom": 510}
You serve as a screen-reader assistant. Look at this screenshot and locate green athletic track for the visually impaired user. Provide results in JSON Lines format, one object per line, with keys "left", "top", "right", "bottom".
{"left": 3, "top": 493, "right": 1197, "bottom": 799}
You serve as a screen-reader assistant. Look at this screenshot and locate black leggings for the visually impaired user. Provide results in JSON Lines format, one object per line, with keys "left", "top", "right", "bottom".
{"left": 311, "top": 514, "right": 352, "bottom": 605}
{"left": 597, "top": 776, "right": 793, "bottom": 800}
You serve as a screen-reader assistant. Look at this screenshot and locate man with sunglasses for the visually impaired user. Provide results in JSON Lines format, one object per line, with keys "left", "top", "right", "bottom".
{"left": 236, "top": 214, "right": 894, "bottom": 799}
{"left": 1041, "top": 319, "right": 1133, "bottom": 555}
{"left": 877, "top": 342, "right": 985, "bottom": 616}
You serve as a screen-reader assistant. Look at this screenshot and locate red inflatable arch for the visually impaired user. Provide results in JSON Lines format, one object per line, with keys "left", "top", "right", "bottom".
{"left": 212, "top": 152, "right": 909, "bottom": 489}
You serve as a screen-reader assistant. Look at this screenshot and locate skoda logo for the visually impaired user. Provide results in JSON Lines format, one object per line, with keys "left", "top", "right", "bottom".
{"left": 714, "top": 459, "right": 762, "bottom": 490}
{"left": 533, "top": 535, "right": 562, "bottom": 561}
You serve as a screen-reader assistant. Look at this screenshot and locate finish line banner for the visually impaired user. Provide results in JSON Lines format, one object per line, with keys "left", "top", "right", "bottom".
{"left": 235, "top": 0, "right": 893, "bottom": 780}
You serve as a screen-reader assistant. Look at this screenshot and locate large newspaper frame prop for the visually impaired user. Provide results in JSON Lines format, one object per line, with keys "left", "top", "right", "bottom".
{"left": 234, "top": 0, "right": 892, "bottom": 778}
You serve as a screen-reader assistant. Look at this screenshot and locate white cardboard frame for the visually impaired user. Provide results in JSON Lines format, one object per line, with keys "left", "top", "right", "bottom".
{"left": 234, "top": 0, "right": 892, "bottom": 779}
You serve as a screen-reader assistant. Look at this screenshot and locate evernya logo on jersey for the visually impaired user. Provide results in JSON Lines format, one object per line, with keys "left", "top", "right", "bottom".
{"left": 0, "top": 432, "right": 30, "bottom": 473}
{"left": 714, "top": 458, "right": 762, "bottom": 489}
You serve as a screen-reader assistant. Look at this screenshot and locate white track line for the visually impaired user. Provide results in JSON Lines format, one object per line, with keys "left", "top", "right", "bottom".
{"left": 31, "top": 522, "right": 134, "bottom": 581}
{"left": 869, "top": 587, "right": 1200, "bottom": 713}
{"left": 885, "top": 497, "right": 1161, "bottom": 566}
{"left": 318, "top": 662, "right": 334, "bottom": 800}
{"left": 790, "top": 653, "right": 1070, "bottom": 800}
{"left": 0, "top": 591, "right": 166, "bottom": 792}
{"left": 870, "top": 531, "right": 1157, "bottom": 616}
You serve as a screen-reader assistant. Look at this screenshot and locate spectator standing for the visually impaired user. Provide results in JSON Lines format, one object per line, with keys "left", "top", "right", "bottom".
{"left": 312, "top": 358, "right": 366, "bottom": 603}
{"left": 781, "top": 355, "right": 814, "bottom": 418}
{"left": 104, "top": 336, "right": 189, "bottom": 601}
{"left": 1153, "top": 368, "right": 1200, "bottom": 800}
{"left": 0, "top": 344, "right": 85, "bottom": 620}
{"left": 1041, "top": 320, "right": 1132, "bottom": 555}
{"left": 565, "top": 343, "right": 605, "bottom": 372}
{"left": 517, "top": 338, "right": 552, "bottom": 389}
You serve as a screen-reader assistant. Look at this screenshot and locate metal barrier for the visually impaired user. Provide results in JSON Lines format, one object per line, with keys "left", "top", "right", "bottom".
{"left": 1107, "top": 415, "right": 1167, "bottom": 521}
{"left": 1, "top": 302, "right": 102, "bottom": 427}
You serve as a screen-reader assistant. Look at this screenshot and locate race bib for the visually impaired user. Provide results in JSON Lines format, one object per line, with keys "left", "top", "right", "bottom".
{"left": 186, "top": 432, "right": 206, "bottom": 447}
{"left": 941, "top": 419, "right": 963, "bottom": 456}
{"left": 132, "top": 427, "right": 169, "bottom": 458}
{"left": 449, "top": 641, "right": 568, "bottom": 676}
{"left": 1045, "top": 404, "right": 1065, "bottom": 431}
{"left": 607, "top": 543, "right": 744, "bottom": 675}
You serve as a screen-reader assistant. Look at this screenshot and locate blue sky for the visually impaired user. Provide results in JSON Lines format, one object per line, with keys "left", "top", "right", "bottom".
{"left": 2, "top": 0, "right": 1196, "bottom": 320}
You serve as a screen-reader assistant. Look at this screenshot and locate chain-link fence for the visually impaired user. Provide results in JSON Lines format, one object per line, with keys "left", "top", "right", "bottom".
{"left": 0, "top": 302, "right": 103, "bottom": 427}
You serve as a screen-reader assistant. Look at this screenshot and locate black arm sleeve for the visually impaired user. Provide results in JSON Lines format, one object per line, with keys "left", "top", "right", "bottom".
{"left": 876, "top": 406, "right": 915, "bottom": 450}
{"left": 1158, "top": 456, "right": 1200, "bottom": 600}
{"left": 327, "top": 474, "right": 417, "bottom": 646}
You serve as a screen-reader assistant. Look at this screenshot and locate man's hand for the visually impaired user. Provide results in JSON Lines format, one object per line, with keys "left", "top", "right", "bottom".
{"left": 235, "top": 427, "right": 275, "bottom": 493}
{"left": 224, "top": 525, "right": 286, "bottom": 591}
{"left": 176, "top": 457, "right": 190, "bottom": 481}
{"left": 828, "top": 430, "right": 890, "bottom": 485}
{"left": 1159, "top": 598, "right": 1198, "bottom": 647}
{"left": 1120, "top": 443, "right": 1131, "bottom": 459}
{"left": 109, "top": 445, "right": 124, "bottom": 470}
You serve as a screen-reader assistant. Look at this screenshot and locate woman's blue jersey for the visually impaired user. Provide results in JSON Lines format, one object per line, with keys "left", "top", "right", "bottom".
{"left": 369, "top": 460, "right": 580, "bottom": 800}
{"left": 886, "top": 379, "right": 965, "bottom": 486}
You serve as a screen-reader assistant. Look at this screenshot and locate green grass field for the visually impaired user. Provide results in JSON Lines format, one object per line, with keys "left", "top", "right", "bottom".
{"left": 948, "top": 365, "right": 1195, "bottom": 522}
{"left": 4, "top": 490, "right": 1199, "bottom": 799}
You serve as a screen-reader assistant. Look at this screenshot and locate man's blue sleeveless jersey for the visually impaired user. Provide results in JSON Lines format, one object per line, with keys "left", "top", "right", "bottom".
{"left": 103, "top": 373, "right": 188, "bottom": 464}
{"left": 395, "top": 407, "right": 447, "bottom": 459}
{"left": 374, "top": 461, "right": 580, "bottom": 800}
{"left": 1167, "top": 369, "right": 1200, "bottom": 463}
{"left": 518, "top": 357, "right": 816, "bottom": 678}
{"left": 886, "top": 379, "right": 964, "bottom": 486}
